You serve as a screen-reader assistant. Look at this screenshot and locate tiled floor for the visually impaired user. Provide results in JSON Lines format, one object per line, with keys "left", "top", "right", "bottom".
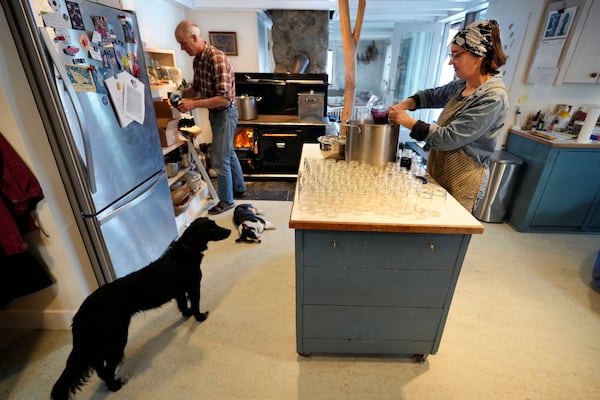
{"left": 244, "top": 179, "right": 296, "bottom": 201}
{"left": 211, "top": 179, "right": 297, "bottom": 201}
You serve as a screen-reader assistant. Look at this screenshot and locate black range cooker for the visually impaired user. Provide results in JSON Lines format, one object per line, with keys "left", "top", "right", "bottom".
{"left": 233, "top": 73, "right": 329, "bottom": 177}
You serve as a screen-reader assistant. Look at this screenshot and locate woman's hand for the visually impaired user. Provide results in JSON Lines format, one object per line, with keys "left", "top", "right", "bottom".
{"left": 388, "top": 104, "right": 417, "bottom": 130}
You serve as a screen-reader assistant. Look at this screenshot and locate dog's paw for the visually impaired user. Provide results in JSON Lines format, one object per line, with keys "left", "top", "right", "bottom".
{"left": 265, "top": 220, "right": 276, "bottom": 230}
{"left": 194, "top": 310, "right": 209, "bottom": 322}
{"left": 106, "top": 377, "right": 126, "bottom": 392}
{"left": 181, "top": 307, "right": 193, "bottom": 318}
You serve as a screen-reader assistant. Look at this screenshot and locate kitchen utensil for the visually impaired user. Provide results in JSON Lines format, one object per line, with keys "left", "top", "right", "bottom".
{"left": 343, "top": 119, "right": 400, "bottom": 167}
{"left": 165, "top": 161, "right": 180, "bottom": 178}
{"left": 317, "top": 135, "right": 345, "bottom": 160}
{"left": 236, "top": 94, "right": 261, "bottom": 120}
{"left": 184, "top": 170, "right": 202, "bottom": 192}
{"left": 298, "top": 91, "right": 325, "bottom": 122}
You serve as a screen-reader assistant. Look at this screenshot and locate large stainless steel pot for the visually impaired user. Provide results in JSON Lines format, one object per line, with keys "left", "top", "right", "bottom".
{"left": 236, "top": 94, "right": 261, "bottom": 120}
{"left": 343, "top": 119, "right": 399, "bottom": 167}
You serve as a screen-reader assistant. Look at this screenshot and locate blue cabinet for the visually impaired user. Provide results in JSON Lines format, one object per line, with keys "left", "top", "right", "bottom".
{"left": 295, "top": 229, "right": 472, "bottom": 357}
{"left": 505, "top": 132, "right": 600, "bottom": 233}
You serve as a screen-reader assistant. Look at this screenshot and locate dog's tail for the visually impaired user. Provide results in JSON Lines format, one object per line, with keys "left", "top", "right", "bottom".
{"left": 51, "top": 348, "right": 93, "bottom": 400}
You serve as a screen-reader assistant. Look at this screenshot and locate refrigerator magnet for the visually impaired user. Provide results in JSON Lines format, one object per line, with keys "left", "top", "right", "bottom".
{"left": 91, "top": 68, "right": 108, "bottom": 95}
{"left": 65, "top": 64, "right": 96, "bottom": 92}
{"left": 66, "top": 1, "right": 84, "bottom": 30}
{"left": 79, "top": 33, "right": 90, "bottom": 51}
{"left": 89, "top": 44, "right": 102, "bottom": 61}
{"left": 121, "top": 19, "right": 136, "bottom": 44}
{"left": 62, "top": 45, "right": 79, "bottom": 56}
{"left": 48, "top": 0, "right": 60, "bottom": 12}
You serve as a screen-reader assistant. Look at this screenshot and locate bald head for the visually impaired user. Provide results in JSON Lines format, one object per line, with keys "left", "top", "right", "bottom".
{"left": 175, "top": 20, "right": 204, "bottom": 56}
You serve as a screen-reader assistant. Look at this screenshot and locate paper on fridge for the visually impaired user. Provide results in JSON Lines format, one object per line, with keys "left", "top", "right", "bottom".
{"left": 105, "top": 74, "right": 132, "bottom": 127}
{"left": 122, "top": 72, "right": 145, "bottom": 125}
{"left": 105, "top": 71, "right": 145, "bottom": 127}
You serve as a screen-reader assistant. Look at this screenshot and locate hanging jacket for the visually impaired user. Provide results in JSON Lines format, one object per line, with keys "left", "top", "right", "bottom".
{"left": 0, "top": 131, "right": 44, "bottom": 255}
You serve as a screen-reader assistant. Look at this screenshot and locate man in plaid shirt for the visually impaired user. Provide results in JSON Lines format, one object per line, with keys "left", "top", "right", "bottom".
{"left": 174, "top": 20, "right": 246, "bottom": 214}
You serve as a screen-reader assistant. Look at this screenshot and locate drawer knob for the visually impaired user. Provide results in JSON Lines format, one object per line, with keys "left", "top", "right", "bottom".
{"left": 331, "top": 240, "right": 337, "bottom": 249}
{"left": 429, "top": 242, "right": 435, "bottom": 251}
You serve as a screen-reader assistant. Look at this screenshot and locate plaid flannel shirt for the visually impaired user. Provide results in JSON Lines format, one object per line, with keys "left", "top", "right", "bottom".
{"left": 192, "top": 44, "right": 235, "bottom": 109}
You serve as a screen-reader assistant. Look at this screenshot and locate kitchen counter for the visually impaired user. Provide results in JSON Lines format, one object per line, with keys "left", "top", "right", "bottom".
{"left": 238, "top": 114, "right": 330, "bottom": 126}
{"left": 509, "top": 128, "right": 600, "bottom": 148}
{"left": 289, "top": 144, "right": 484, "bottom": 234}
{"left": 290, "top": 144, "right": 483, "bottom": 359}
{"left": 505, "top": 130, "right": 600, "bottom": 233}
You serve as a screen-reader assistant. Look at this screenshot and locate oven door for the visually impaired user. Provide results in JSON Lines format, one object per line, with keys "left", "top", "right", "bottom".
{"left": 234, "top": 126, "right": 260, "bottom": 174}
{"left": 259, "top": 128, "right": 303, "bottom": 173}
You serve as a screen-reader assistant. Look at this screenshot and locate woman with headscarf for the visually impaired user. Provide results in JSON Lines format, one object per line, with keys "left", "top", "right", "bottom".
{"left": 388, "top": 20, "right": 509, "bottom": 212}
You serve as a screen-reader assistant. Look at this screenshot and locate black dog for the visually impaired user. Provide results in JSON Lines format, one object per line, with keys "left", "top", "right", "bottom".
{"left": 51, "top": 217, "right": 231, "bottom": 400}
{"left": 233, "top": 203, "right": 275, "bottom": 243}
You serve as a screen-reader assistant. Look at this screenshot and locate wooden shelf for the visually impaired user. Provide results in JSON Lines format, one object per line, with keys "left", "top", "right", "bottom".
{"left": 144, "top": 47, "right": 176, "bottom": 68}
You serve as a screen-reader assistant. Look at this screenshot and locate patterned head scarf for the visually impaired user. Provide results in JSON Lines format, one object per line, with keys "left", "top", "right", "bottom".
{"left": 452, "top": 20, "right": 497, "bottom": 57}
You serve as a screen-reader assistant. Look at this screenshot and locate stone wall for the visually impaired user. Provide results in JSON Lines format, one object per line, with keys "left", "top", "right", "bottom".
{"left": 270, "top": 10, "right": 329, "bottom": 73}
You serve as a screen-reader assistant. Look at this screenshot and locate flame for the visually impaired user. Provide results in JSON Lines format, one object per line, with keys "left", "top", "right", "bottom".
{"left": 234, "top": 127, "right": 254, "bottom": 149}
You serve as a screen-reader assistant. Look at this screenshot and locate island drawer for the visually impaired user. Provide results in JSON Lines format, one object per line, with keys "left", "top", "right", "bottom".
{"left": 301, "top": 230, "right": 466, "bottom": 270}
{"left": 303, "top": 267, "right": 453, "bottom": 307}
{"left": 302, "top": 305, "right": 442, "bottom": 341}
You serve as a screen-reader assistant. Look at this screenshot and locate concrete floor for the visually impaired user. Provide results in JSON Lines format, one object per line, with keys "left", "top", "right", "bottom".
{"left": 1, "top": 200, "right": 599, "bottom": 400}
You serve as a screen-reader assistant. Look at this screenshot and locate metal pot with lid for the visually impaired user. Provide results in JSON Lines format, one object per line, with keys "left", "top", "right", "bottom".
{"left": 236, "top": 94, "right": 262, "bottom": 120}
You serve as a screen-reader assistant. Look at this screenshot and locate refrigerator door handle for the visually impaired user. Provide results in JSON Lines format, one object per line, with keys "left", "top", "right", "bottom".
{"left": 39, "top": 27, "right": 97, "bottom": 193}
{"left": 96, "top": 173, "right": 165, "bottom": 224}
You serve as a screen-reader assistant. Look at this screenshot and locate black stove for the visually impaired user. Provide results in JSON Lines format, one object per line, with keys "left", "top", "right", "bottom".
{"left": 233, "top": 72, "right": 329, "bottom": 177}
{"left": 235, "top": 116, "right": 326, "bottom": 177}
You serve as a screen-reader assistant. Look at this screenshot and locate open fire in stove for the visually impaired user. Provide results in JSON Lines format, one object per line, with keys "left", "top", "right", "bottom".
{"left": 234, "top": 127, "right": 256, "bottom": 151}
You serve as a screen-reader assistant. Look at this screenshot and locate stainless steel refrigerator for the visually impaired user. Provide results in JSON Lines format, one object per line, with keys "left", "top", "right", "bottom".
{"left": 3, "top": 0, "right": 178, "bottom": 285}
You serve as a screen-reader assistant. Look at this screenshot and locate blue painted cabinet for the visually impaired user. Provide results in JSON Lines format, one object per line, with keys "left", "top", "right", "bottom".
{"left": 505, "top": 132, "right": 600, "bottom": 233}
{"left": 295, "top": 229, "right": 472, "bottom": 357}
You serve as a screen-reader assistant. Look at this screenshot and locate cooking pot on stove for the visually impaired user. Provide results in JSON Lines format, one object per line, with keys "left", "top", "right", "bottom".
{"left": 236, "top": 94, "right": 262, "bottom": 120}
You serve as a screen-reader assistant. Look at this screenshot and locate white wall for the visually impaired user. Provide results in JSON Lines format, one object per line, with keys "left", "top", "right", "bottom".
{"left": 133, "top": 0, "right": 188, "bottom": 74}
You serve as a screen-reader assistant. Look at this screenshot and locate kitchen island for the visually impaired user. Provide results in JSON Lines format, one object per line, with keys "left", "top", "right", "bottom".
{"left": 289, "top": 144, "right": 483, "bottom": 360}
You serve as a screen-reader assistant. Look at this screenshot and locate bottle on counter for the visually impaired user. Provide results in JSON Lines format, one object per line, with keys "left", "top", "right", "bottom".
{"left": 512, "top": 107, "right": 522, "bottom": 130}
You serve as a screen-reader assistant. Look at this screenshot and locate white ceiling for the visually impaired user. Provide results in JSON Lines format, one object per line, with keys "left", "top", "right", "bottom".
{"left": 175, "top": 0, "right": 488, "bottom": 39}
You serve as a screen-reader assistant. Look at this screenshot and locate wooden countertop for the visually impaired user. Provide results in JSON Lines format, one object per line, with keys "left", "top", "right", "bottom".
{"left": 289, "top": 144, "right": 484, "bottom": 235}
{"left": 509, "top": 128, "right": 600, "bottom": 148}
{"left": 237, "top": 114, "right": 329, "bottom": 126}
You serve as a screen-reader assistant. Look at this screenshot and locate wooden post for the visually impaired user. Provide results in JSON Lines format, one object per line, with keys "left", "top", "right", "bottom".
{"left": 338, "top": 0, "right": 366, "bottom": 125}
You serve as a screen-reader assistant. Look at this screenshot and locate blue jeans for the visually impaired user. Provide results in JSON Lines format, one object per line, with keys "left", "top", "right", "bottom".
{"left": 209, "top": 105, "right": 246, "bottom": 205}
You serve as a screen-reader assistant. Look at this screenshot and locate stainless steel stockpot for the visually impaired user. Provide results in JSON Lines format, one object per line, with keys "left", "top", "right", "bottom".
{"left": 236, "top": 94, "right": 261, "bottom": 120}
{"left": 343, "top": 119, "right": 400, "bottom": 167}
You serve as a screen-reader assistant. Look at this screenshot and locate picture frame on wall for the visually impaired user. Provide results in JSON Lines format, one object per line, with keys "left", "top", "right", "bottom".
{"left": 208, "top": 32, "right": 238, "bottom": 56}
{"left": 543, "top": 6, "right": 577, "bottom": 39}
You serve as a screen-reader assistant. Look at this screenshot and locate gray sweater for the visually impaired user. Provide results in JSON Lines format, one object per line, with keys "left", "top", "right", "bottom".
{"left": 410, "top": 76, "right": 509, "bottom": 165}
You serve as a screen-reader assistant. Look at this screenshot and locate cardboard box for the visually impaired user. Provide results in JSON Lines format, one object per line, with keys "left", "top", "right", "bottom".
{"left": 157, "top": 118, "right": 179, "bottom": 147}
{"left": 153, "top": 100, "right": 175, "bottom": 119}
